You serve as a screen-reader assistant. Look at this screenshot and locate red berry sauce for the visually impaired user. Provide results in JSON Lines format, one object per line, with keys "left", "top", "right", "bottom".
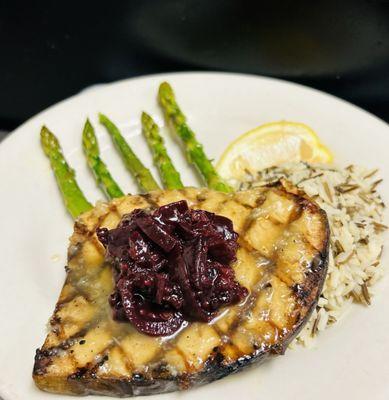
{"left": 97, "top": 200, "right": 248, "bottom": 336}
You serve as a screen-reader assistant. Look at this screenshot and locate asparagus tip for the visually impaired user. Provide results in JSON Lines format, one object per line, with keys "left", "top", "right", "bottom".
{"left": 40, "top": 125, "right": 50, "bottom": 137}
{"left": 83, "top": 118, "right": 92, "bottom": 135}
{"left": 98, "top": 112, "right": 106, "bottom": 123}
{"left": 141, "top": 111, "right": 152, "bottom": 126}
{"left": 40, "top": 125, "right": 58, "bottom": 155}
{"left": 158, "top": 81, "right": 173, "bottom": 97}
{"left": 82, "top": 119, "right": 98, "bottom": 155}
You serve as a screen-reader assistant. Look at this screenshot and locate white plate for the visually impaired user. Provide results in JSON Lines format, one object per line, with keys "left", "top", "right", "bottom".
{"left": 0, "top": 72, "right": 388, "bottom": 400}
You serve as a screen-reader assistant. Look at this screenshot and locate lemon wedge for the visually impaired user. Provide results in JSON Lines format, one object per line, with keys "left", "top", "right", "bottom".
{"left": 216, "top": 121, "right": 333, "bottom": 182}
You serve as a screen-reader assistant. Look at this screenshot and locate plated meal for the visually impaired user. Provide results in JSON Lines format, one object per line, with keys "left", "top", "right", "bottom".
{"left": 31, "top": 81, "right": 387, "bottom": 397}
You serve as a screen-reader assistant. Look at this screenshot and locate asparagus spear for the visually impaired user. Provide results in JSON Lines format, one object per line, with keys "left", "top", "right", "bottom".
{"left": 141, "top": 112, "right": 184, "bottom": 190}
{"left": 158, "top": 82, "right": 233, "bottom": 193}
{"left": 82, "top": 119, "right": 124, "bottom": 199}
{"left": 99, "top": 113, "right": 160, "bottom": 192}
{"left": 40, "top": 126, "right": 93, "bottom": 218}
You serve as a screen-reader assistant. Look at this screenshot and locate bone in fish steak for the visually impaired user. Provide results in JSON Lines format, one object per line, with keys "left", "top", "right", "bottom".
{"left": 33, "top": 184, "right": 329, "bottom": 396}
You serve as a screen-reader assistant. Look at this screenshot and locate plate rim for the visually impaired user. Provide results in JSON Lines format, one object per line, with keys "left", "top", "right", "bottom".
{"left": 2, "top": 71, "right": 388, "bottom": 151}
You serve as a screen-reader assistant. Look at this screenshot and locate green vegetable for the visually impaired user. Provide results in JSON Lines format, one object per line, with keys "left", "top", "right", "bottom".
{"left": 158, "top": 81, "right": 233, "bottom": 193}
{"left": 40, "top": 126, "right": 93, "bottom": 218}
{"left": 82, "top": 119, "right": 124, "bottom": 199}
{"left": 99, "top": 113, "right": 160, "bottom": 192}
{"left": 141, "top": 112, "right": 184, "bottom": 190}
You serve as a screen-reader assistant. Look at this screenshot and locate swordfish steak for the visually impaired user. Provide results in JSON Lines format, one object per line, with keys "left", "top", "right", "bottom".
{"left": 33, "top": 183, "right": 329, "bottom": 396}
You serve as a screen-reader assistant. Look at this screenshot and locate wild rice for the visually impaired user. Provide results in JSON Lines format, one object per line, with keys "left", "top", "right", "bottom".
{"left": 238, "top": 162, "right": 387, "bottom": 346}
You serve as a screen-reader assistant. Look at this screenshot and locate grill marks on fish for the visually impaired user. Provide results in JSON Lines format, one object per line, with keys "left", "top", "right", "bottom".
{"left": 34, "top": 185, "right": 329, "bottom": 396}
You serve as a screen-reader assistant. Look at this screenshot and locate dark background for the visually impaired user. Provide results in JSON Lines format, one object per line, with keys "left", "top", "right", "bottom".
{"left": 1, "top": 0, "right": 388, "bottom": 135}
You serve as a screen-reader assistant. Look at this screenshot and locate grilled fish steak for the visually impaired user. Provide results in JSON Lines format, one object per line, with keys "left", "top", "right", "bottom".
{"left": 33, "top": 183, "right": 329, "bottom": 396}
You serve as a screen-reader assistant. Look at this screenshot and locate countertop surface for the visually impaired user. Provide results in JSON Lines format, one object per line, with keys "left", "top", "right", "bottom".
{"left": 1, "top": 0, "right": 388, "bottom": 134}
